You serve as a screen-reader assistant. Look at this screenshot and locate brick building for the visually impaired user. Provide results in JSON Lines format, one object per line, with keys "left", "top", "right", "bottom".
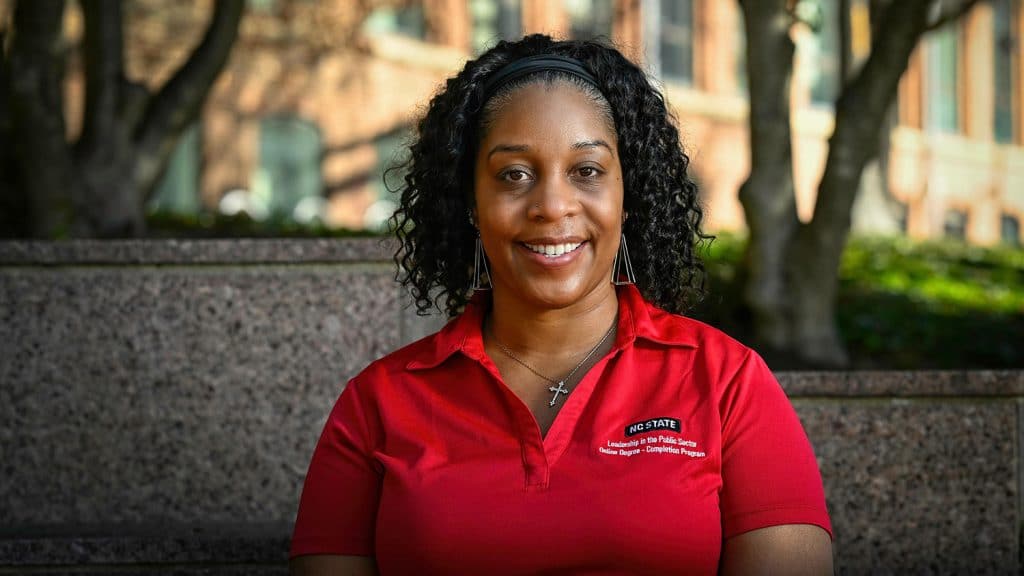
{"left": 56, "top": 0, "right": 1024, "bottom": 245}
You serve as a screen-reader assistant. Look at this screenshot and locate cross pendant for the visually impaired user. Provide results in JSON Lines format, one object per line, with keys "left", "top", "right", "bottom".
{"left": 548, "top": 381, "right": 570, "bottom": 406}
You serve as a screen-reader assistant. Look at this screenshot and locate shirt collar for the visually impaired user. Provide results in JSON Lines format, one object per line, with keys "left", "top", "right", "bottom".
{"left": 405, "top": 284, "right": 698, "bottom": 372}
{"left": 614, "top": 283, "right": 700, "bottom": 351}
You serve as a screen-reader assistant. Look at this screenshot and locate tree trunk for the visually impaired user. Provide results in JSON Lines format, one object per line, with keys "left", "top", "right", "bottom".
{"left": 0, "top": 27, "right": 28, "bottom": 237}
{"left": 72, "top": 0, "right": 143, "bottom": 237}
{"left": 736, "top": 0, "right": 800, "bottom": 353}
{"left": 7, "top": 0, "right": 76, "bottom": 238}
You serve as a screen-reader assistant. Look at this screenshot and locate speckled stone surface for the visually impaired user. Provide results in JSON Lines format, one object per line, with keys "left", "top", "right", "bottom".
{"left": 0, "top": 237, "right": 395, "bottom": 265}
{"left": 0, "top": 263, "right": 401, "bottom": 525}
{"left": 0, "top": 523, "right": 288, "bottom": 565}
{"left": 794, "top": 399, "right": 1018, "bottom": 575}
{"left": 779, "top": 370, "right": 1024, "bottom": 397}
{"left": 398, "top": 292, "right": 450, "bottom": 346}
{"left": 0, "top": 568, "right": 285, "bottom": 576}
{"left": 11, "top": 565, "right": 284, "bottom": 569}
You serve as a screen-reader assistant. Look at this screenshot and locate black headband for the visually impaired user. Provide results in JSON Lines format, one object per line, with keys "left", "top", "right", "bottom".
{"left": 481, "top": 54, "right": 601, "bottom": 102}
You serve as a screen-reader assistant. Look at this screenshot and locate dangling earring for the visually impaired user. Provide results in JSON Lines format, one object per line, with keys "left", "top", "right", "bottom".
{"left": 472, "top": 233, "right": 492, "bottom": 291}
{"left": 611, "top": 233, "right": 636, "bottom": 285}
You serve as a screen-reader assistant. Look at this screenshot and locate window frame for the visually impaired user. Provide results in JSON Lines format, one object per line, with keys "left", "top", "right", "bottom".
{"left": 993, "top": 0, "right": 1019, "bottom": 144}
{"left": 644, "top": 0, "right": 697, "bottom": 86}
{"left": 923, "top": 21, "right": 964, "bottom": 134}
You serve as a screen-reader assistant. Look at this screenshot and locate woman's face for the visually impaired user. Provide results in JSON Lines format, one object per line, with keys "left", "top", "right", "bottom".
{"left": 473, "top": 82, "right": 624, "bottom": 312}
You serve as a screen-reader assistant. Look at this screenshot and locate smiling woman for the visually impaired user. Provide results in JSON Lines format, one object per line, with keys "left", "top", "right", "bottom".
{"left": 474, "top": 81, "right": 623, "bottom": 317}
{"left": 289, "top": 35, "right": 833, "bottom": 575}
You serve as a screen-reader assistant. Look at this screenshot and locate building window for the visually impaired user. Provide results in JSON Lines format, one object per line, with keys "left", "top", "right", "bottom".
{"left": 994, "top": 0, "right": 1017, "bottom": 144}
{"left": 255, "top": 117, "right": 323, "bottom": 222}
{"left": 1002, "top": 214, "right": 1021, "bottom": 246}
{"left": 804, "top": 0, "right": 841, "bottom": 104}
{"left": 246, "top": 0, "right": 316, "bottom": 12}
{"left": 943, "top": 209, "right": 968, "bottom": 240}
{"left": 471, "top": 0, "right": 522, "bottom": 55}
{"left": 925, "top": 23, "right": 960, "bottom": 133}
{"left": 734, "top": 7, "right": 747, "bottom": 94}
{"left": 246, "top": 0, "right": 275, "bottom": 12}
{"left": 148, "top": 123, "right": 201, "bottom": 216}
{"left": 565, "top": 0, "right": 613, "bottom": 41}
{"left": 644, "top": 0, "right": 695, "bottom": 85}
{"left": 658, "top": 0, "right": 694, "bottom": 84}
{"left": 363, "top": 5, "right": 426, "bottom": 39}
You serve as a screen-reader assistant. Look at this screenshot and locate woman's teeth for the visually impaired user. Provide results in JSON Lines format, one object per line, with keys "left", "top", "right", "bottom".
{"left": 523, "top": 242, "right": 583, "bottom": 257}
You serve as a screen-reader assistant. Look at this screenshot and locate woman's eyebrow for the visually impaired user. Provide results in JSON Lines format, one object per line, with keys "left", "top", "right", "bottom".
{"left": 486, "top": 139, "right": 613, "bottom": 159}
{"left": 572, "top": 139, "right": 613, "bottom": 154}
{"left": 487, "top": 144, "right": 530, "bottom": 159}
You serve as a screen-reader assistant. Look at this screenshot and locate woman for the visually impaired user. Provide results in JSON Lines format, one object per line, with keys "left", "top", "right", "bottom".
{"left": 290, "top": 35, "right": 833, "bottom": 575}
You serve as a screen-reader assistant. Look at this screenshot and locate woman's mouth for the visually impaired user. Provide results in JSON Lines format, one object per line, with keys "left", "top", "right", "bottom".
{"left": 521, "top": 241, "right": 584, "bottom": 258}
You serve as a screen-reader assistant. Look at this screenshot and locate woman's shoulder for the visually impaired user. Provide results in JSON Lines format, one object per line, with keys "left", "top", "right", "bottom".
{"left": 621, "top": 298, "right": 775, "bottom": 406}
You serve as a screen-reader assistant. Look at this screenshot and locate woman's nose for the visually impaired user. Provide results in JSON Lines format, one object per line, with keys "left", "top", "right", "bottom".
{"left": 527, "top": 174, "right": 579, "bottom": 221}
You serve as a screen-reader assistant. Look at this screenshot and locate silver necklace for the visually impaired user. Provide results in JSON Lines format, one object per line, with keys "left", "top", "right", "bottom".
{"left": 491, "top": 319, "right": 617, "bottom": 407}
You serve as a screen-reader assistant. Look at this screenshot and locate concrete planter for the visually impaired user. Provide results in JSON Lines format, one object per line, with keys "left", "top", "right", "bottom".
{"left": 1, "top": 240, "right": 1019, "bottom": 574}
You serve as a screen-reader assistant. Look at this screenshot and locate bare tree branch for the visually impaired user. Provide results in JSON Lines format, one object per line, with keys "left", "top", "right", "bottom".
{"left": 787, "top": 0, "right": 978, "bottom": 365}
{"left": 812, "top": 0, "right": 986, "bottom": 229}
{"left": 868, "top": 0, "right": 894, "bottom": 38}
{"left": 839, "top": 0, "right": 853, "bottom": 83}
{"left": 133, "top": 0, "right": 244, "bottom": 194}
{"left": 925, "top": 0, "right": 985, "bottom": 32}
{"left": 806, "top": 0, "right": 932, "bottom": 247}
{"left": 78, "top": 0, "right": 124, "bottom": 157}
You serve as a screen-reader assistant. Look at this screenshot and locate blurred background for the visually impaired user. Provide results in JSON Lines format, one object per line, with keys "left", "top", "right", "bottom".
{"left": 0, "top": 0, "right": 1021, "bottom": 369}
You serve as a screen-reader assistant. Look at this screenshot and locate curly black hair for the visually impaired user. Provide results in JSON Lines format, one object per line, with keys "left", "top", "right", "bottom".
{"left": 389, "top": 34, "right": 710, "bottom": 318}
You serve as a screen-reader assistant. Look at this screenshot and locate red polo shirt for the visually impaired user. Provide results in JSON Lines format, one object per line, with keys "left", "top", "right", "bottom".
{"left": 291, "top": 284, "right": 831, "bottom": 574}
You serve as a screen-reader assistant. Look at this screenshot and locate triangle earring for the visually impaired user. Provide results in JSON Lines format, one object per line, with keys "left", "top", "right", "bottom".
{"left": 611, "top": 233, "right": 637, "bottom": 285}
{"left": 472, "top": 233, "right": 492, "bottom": 291}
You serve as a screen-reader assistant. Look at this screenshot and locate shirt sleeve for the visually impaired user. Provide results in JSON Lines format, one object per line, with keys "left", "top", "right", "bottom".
{"left": 290, "top": 379, "right": 382, "bottom": 558}
{"left": 718, "top": 350, "right": 832, "bottom": 540}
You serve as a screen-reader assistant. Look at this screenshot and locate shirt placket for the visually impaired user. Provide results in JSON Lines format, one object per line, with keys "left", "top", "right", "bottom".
{"left": 468, "top": 348, "right": 552, "bottom": 489}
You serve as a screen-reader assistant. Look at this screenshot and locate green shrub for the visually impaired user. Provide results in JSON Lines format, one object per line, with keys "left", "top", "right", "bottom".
{"left": 695, "top": 233, "right": 1023, "bottom": 369}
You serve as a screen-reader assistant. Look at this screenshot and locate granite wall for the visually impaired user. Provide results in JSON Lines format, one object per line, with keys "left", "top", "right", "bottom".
{"left": 0, "top": 240, "right": 1020, "bottom": 575}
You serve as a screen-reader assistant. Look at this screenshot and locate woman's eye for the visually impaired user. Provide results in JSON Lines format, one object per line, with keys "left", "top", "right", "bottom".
{"left": 577, "top": 166, "right": 601, "bottom": 178}
{"left": 501, "top": 169, "right": 529, "bottom": 183}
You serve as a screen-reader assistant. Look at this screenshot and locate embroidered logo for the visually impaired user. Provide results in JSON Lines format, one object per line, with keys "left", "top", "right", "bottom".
{"left": 598, "top": 417, "right": 705, "bottom": 459}
{"left": 624, "top": 417, "right": 680, "bottom": 437}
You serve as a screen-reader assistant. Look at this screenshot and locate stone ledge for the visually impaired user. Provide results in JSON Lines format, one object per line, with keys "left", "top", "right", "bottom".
{"left": 0, "top": 524, "right": 289, "bottom": 567}
{"left": 0, "top": 238, "right": 397, "bottom": 265}
{"left": 777, "top": 370, "right": 1024, "bottom": 397}
{"left": 2, "top": 568, "right": 286, "bottom": 575}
